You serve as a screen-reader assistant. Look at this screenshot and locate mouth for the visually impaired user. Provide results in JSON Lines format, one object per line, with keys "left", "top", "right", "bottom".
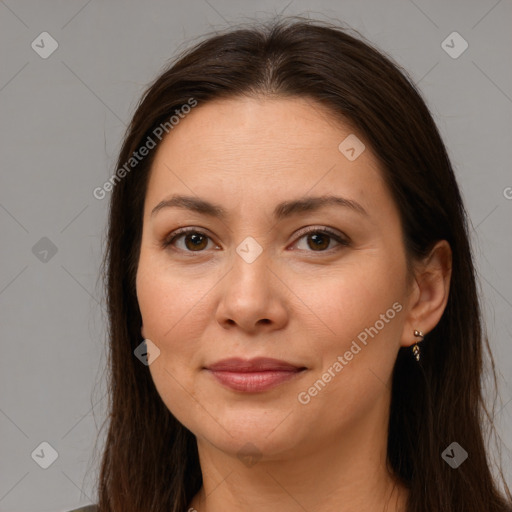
{"left": 204, "top": 357, "right": 307, "bottom": 393}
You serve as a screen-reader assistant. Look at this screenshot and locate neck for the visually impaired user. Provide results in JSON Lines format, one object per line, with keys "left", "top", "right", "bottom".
{"left": 187, "top": 406, "right": 408, "bottom": 512}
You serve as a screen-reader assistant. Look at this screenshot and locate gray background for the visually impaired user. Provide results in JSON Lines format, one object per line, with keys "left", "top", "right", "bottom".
{"left": 1, "top": 1, "right": 511, "bottom": 510}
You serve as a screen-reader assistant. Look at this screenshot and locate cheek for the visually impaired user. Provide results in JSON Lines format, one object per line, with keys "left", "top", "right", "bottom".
{"left": 136, "top": 253, "right": 206, "bottom": 411}
{"left": 294, "top": 259, "right": 405, "bottom": 406}
{"left": 136, "top": 249, "right": 212, "bottom": 344}
{"left": 292, "top": 253, "right": 405, "bottom": 348}
{"left": 290, "top": 260, "right": 405, "bottom": 430}
{"left": 137, "top": 258, "right": 209, "bottom": 429}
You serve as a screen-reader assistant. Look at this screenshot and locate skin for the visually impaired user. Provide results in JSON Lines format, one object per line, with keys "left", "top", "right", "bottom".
{"left": 136, "top": 96, "right": 452, "bottom": 512}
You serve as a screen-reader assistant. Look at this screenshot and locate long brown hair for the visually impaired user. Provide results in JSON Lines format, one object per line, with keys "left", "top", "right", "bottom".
{"left": 92, "top": 16, "right": 511, "bottom": 511}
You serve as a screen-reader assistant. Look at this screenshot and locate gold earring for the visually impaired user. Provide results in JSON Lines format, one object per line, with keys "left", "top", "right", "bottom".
{"left": 412, "top": 329, "right": 424, "bottom": 362}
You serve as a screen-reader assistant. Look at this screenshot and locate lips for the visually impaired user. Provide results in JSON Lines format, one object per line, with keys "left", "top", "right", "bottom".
{"left": 204, "top": 357, "right": 307, "bottom": 392}
{"left": 206, "top": 357, "right": 304, "bottom": 372}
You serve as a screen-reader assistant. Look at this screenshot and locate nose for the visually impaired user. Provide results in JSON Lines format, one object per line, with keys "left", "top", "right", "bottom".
{"left": 215, "top": 249, "right": 289, "bottom": 334}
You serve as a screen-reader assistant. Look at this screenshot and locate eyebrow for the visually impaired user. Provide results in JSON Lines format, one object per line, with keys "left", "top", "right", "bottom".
{"left": 150, "top": 194, "right": 368, "bottom": 220}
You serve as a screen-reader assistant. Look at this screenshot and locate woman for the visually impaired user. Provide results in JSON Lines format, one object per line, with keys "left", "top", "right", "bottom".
{"left": 82, "top": 16, "right": 511, "bottom": 512}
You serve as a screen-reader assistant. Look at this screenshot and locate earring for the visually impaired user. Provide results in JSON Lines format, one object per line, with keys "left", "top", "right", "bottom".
{"left": 412, "top": 329, "right": 424, "bottom": 362}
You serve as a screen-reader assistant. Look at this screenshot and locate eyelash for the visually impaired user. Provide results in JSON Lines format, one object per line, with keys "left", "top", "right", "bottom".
{"left": 161, "top": 226, "right": 350, "bottom": 255}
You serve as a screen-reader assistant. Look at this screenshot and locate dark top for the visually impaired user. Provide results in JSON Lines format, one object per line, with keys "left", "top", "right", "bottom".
{"left": 67, "top": 506, "right": 98, "bottom": 512}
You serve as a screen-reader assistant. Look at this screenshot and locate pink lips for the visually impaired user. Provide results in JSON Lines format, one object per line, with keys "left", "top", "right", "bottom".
{"left": 205, "top": 357, "right": 306, "bottom": 392}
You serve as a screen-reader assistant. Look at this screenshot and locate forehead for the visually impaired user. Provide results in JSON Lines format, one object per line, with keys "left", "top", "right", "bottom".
{"left": 153, "top": 95, "right": 366, "bottom": 163}
{"left": 145, "top": 96, "right": 390, "bottom": 218}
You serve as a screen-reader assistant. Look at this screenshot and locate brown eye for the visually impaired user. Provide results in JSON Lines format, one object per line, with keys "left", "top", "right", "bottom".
{"left": 163, "top": 229, "right": 213, "bottom": 252}
{"left": 307, "top": 232, "right": 331, "bottom": 251}
{"left": 183, "top": 232, "right": 208, "bottom": 251}
{"left": 294, "top": 228, "right": 349, "bottom": 252}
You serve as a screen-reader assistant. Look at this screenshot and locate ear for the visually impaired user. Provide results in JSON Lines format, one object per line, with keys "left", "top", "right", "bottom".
{"left": 400, "top": 240, "right": 452, "bottom": 347}
{"left": 141, "top": 323, "right": 147, "bottom": 340}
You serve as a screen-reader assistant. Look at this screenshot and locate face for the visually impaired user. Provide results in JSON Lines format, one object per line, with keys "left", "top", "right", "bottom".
{"left": 136, "top": 96, "right": 412, "bottom": 461}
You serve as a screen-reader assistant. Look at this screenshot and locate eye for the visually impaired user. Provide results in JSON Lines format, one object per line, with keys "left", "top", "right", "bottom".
{"left": 162, "top": 226, "right": 350, "bottom": 254}
{"left": 292, "top": 227, "right": 350, "bottom": 252}
{"left": 162, "top": 228, "right": 217, "bottom": 252}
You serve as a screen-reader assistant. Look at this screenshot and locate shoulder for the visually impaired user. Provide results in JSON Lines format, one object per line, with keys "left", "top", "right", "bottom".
{"left": 66, "top": 506, "right": 98, "bottom": 512}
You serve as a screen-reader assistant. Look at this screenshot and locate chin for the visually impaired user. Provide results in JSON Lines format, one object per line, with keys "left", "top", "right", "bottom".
{"left": 187, "top": 407, "right": 308, "bottom": 462}
{"left": 203, "top": 430, "right": 301, "bottom": 463}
